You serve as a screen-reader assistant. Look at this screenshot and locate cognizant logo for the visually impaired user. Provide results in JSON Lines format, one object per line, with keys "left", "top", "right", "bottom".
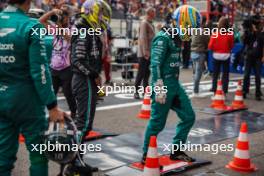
{"left": 0, "top": 56, "right": 16, "bottom": 63}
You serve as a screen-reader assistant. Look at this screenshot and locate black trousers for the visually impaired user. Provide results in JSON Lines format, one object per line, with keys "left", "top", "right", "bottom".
{"left": 135, "top": 57, "right": 150, "bottom": 92}
{"left": 212, "top": 58, "right": 230, "bottom": 93}
{"left": 243, "top": 58, "right": 262, "bottom": 96}
{"left": 182, "top": 41, "right": 191, "bottom": 68}
{"left": 51, "top": 67, "right": 76, "bottom": 117}
{"left": 72, "top": 73, "right": 97, "bottom": 138}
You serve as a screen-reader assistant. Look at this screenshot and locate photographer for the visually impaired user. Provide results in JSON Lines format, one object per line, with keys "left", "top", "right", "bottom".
{"left": 242, "top": 16, "right": 264, "bottom": 101}
{"left": 39, "top": 5, "right": 77, "bottom": 118}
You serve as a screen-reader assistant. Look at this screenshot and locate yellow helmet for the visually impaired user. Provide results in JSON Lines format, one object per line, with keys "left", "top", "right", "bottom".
{"left": 81, "top": 0, "right": 102, "bottom": 29}
{"left": 99, "top": 0, "right": 112, "bottom": 30}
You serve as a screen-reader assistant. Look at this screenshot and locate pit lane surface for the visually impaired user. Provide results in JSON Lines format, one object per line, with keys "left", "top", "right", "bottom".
{"left": 14, "top": 69, "right": 264, "bottom": 176}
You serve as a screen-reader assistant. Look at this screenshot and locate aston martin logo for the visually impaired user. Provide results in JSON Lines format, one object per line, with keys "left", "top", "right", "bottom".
{"left": 0, "top": 28, "right": 16, "bottom": 37}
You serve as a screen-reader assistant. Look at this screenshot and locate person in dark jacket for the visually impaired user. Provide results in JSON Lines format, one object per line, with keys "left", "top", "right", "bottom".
{"left": 71, "top": 1, "right": 103, "bottom": 141}
{"left": 65, "top": 0, "right": 111, "bottom": 175}
{"left": 242, "top": 17, "right": 264, "bottom": 101}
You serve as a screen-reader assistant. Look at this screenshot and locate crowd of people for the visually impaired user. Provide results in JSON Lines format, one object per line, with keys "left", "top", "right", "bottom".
{"left": 235, "top": 0, "right": 264, "bottom": 19}
{"left": 105, "top": 0, "right": 264, "bottom": 21}
{"left": 190, "top": 14, "right": 263, "bottom": 100}
{"left": 1, "top": 0, "right": 263, "bottom": 19}
{"left": 107, "top": 0, "right": 181, "bottom": 18}
{"left": 132, "top": 3, "right": 264, "bottom": 100}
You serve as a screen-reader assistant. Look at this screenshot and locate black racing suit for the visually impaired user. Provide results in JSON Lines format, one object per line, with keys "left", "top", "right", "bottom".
{"left": 71, "top": 17, "right": 102, "bottom": 141}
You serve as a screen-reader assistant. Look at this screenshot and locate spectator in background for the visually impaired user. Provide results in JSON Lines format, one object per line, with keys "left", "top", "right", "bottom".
{"left": 134, "top": 7, "right": 156, "bottom": 99}
{"left": 208, "top": 17, "right": 234, "bottom": 94}
{"left": 242, "top": 16, "right": 264, "bottom": 101}
{"left": 236, "top": 0, "right": 263, "bottom": 19}
{"left": 191, "top": 18, "right": 210, "bottom": 97}
{"left": 39, "top": 5, "right": 77, "bottom": 118}
{"left": 102, "top": 27, "right": 113, "bottom": 85}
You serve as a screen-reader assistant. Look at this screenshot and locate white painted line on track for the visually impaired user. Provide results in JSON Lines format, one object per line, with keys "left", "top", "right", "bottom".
{"left": 96, "top": 101, "right": 142, "bottom": 111}
{"left": 57, "top": 77, "right": 245, "bottom": 100}
{"left": 57, "top": 77, "right": 264, "bottom": 111}
{"left": 181, "top": 76, "right": 244, "bottom": 86}
{"left": 95, "top": 85, "right": 264, "bottom": 111}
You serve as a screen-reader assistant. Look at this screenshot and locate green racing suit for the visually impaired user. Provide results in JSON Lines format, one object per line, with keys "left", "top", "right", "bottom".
{"left": 0, "top": 5, "right": 57, "bottom": 176}
{"left": 143, "top": 30, "right": 195, "bottom": 153}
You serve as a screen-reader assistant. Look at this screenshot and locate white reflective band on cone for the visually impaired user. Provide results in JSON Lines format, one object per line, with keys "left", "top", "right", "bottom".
{"left": 143, "top": 167, "right": 160, "bottom": 176}
{"left": 144, "top": 96, "right": 151, "bottom": 100}
{"left": 147, "top": 147, "right": 158, "bottom": 158}
{"left": 234, "top": 149, "right": 250, "bottom": 159}
{"left": 238, "top": 132, "right": 248, "bottom": 142}
{"left": 145, "top": 94, "right": 151, "bottom": 98}
{"left": 142, "top": 104, "right": 151, "bottom": 110}
{"left": 235, "top": 96, "right": 243, "bottom": 101}
{"left": 214, "top": 94, "right": 224, "bottom": 100}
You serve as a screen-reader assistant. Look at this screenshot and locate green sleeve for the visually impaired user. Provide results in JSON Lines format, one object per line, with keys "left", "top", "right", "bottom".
{"left": 151, "top": 36, "right": 168, "bottom": 82}
{"left": 29, "top": 23, "right": 57, "bottom": 106}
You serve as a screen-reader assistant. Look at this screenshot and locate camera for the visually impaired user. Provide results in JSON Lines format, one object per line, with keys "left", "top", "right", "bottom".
{"left": 50, "top": 11, "right": 68, "bottom": 23}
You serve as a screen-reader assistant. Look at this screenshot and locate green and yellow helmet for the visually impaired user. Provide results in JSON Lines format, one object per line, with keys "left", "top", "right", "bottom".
{"left": 99, "top": 0, "right": 112, "bottom": 30}
{"left": 81, "top": 0, "right": 102, "bottom": 29}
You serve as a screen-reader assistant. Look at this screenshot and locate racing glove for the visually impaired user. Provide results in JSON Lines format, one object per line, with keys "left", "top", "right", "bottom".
{"left": 155, "top": 79, "right": 167, "bottom": 104}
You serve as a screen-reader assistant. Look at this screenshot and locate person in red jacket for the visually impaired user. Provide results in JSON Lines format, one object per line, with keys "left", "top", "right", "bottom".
{"left": 208, "top": 17, "right": 234, "bottom": 94}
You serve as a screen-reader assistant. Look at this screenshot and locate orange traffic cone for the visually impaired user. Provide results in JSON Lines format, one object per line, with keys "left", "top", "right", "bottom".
{"left": 138, "top": 86, "right": 151, "bottom": 119}
{"left": 232, "top": 80, "right": 247, "bottom": 109}
{"left": 19, "top": 134, "right": 25, "bottom": 143}
{"left": 226, "top": 122, "right": 257, "bottom": 172}
{"left": 143, "top": 136, "right": 160, "bottom": 176}
{"left": 210, "top": 80, "right": 230, "bottom": 110}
